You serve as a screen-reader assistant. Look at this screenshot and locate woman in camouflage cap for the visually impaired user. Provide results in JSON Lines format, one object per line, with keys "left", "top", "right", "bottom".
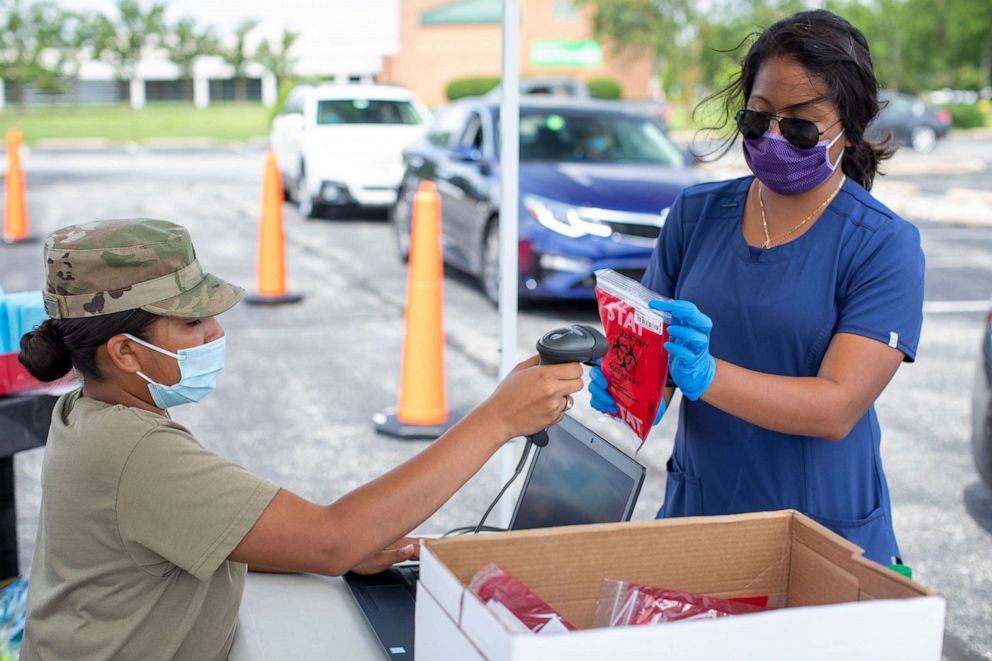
{"left": 19, "top": 218, "right": 583, "bottom": 660}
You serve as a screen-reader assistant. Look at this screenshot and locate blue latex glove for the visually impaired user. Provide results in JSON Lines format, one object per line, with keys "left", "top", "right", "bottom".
{"left": 649, "top": 299, "right": 716, "bottom": 401}
{"left": 588, "top": 361, "right": 667, "bottom": 425}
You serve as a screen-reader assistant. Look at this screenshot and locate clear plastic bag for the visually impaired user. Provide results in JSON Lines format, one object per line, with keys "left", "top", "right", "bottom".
{"left": 593, "top": 578, "right": 768, "bottom": 628}
{"left": 468, "top": 563, "right": 574, "bottom": 634}
{"left": 594, "top": 269, "right": 671, "bottom": 447}
{"left": 0, "top": 574, "right": 29, "bottom": 660}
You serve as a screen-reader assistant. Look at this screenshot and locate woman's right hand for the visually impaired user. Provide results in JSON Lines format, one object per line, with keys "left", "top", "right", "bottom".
{"left": 477, "top": 355, "right": 584, "bottom": 441}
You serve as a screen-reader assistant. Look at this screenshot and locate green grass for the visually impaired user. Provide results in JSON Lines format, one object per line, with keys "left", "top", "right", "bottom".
{"left": 0, "top": 102, "right": 271, "bottom": 143}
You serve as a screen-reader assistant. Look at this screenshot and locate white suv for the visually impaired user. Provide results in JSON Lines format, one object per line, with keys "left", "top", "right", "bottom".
{"left": 270, "top": 84, "right": 431, "bottom": 217}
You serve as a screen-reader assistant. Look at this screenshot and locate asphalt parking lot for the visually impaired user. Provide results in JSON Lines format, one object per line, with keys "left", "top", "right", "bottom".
{"left": 3, "top": 134, "right": 991, "bottom": 659}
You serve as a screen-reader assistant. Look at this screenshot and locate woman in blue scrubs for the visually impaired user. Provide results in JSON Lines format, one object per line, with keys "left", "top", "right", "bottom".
{"left": 590, "top": 10, "right": 925, "bottom": 565}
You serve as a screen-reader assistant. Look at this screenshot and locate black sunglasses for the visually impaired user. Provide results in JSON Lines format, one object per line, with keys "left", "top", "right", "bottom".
{"left": 736, "top": 108, "right": 838, "bottom": 150}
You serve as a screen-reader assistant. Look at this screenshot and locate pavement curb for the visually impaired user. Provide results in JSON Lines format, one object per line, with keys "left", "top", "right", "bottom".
{"left": 27, "top": 136, "right": 269, "bottom": 151}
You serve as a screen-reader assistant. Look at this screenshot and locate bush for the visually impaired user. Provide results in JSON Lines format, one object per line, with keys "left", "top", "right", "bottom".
{"left": 446, "top": 77, "right": 501, "bottom": 101}
{"left": 587, "top": 77, "right": 622, "bottom": 100}
{"left": 942, "top": 103, "right": 986, "bottom": 129}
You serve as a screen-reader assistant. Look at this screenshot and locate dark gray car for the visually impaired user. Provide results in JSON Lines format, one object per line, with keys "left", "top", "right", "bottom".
{"left": 974, "top": 305, "right": 992, "bottom": 490}
{"left": 867, "top": 90, "right": 952, "bottom": 153}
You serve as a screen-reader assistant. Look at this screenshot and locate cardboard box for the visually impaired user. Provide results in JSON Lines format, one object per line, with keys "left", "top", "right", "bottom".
{"left": 416, "top": 510, "right": 945, "bottom": 660}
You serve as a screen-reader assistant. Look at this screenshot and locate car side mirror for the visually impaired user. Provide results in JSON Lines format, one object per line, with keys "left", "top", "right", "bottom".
{"left": 451, "top": 145, "right": 483, "bottom": 163}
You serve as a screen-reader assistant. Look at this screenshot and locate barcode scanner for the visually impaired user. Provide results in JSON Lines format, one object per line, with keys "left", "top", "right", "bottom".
{"left": 529, "top": 324, "right": 609, "bottom": 446}
{"left": 472, "top": 324, "right": 609, "bottom": 534}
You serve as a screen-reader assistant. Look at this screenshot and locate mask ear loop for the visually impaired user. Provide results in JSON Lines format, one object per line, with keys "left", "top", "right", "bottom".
{"left": 826, "top": 130, "right": 845, "bottom": 170}
{"left": 123, "top": 333, "right": 180, "bottom": 360}
{"left": 122, "top": 333, "right": 180, "bottom": 388}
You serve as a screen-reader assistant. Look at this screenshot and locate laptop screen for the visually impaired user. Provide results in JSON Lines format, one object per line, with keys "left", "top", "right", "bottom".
{"left": 509, "top": 415, "right": 645, "bottom": 530}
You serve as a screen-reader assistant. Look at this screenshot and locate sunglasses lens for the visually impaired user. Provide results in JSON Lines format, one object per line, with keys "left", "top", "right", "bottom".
{"left": 737, "top": 110, "right": 770, "bottom": 140}
{"left": 779, "top": 118, "right": 820, "bottom": 149}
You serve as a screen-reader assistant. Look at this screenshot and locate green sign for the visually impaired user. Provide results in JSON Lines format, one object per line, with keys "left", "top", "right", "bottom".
{"left": 530, "top": 40, "right": 603, "bottom": 68}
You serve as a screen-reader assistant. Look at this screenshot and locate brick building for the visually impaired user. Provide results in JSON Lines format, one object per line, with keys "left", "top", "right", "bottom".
{"left": 381, "top": 0, "right": 657, "bottom": 107}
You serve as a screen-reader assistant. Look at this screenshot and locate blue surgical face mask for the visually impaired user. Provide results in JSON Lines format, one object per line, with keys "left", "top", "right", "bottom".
{"left": 124, "top": 333, "right": 226, "bottom": 408}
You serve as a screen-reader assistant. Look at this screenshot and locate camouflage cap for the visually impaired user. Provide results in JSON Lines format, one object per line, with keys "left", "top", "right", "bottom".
{"left": 43, "top": 219, "right": 244, "bottom": 320}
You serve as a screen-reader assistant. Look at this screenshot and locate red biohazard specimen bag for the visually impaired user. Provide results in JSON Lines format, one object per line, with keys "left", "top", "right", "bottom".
{"left": 594, "top": 269, "right": 670, "bottom": 447}
{"left": 469, "top": 563, "right": 575, "bottom": 634}
{"left": 593, "top": 579, "right": 769, "bottom": 628}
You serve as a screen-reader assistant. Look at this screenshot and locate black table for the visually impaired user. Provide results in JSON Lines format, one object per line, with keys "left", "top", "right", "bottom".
{"left": 0, "top": 393, "right": 58, "bottom": 579}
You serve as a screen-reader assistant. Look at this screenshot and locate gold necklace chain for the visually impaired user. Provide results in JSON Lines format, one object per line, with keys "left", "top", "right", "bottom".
{"left": 758, "top": 174, "right": 846, "bottom": 249}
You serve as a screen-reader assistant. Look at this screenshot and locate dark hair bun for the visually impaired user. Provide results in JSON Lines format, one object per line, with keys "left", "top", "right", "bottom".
{"left": 19, "top": 319, "right": 73, "bottom": 382}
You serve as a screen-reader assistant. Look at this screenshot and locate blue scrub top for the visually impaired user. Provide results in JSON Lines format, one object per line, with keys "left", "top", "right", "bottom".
{"left": 643, "top": 175, "right": 925, "bottom": 564}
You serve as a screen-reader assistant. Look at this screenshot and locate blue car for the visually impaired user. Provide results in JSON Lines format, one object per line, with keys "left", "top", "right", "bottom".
{"left": 390, "top": 97, "right": 699, "bottom": 302}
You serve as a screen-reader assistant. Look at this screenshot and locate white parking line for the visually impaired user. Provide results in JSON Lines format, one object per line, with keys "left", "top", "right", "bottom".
{"left": 923, "top": 300, "right": 990, "bottom": 313}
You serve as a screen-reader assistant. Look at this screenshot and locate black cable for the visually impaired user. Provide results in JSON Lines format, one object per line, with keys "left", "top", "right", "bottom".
{"left": 472, "top": 439, "right": 534, "bottom": 535}
{"left": 442, "top": 525, "right": 506, "bottom": 537}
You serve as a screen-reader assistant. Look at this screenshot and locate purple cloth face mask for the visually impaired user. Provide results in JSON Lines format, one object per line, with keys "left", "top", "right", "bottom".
{"left": 743, "top": 131, "right": 844, "bottom": 195}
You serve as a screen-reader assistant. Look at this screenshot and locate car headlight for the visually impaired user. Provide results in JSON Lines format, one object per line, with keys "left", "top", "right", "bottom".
{"left": 524, "top": 195, "right": 612, "bottom": 239}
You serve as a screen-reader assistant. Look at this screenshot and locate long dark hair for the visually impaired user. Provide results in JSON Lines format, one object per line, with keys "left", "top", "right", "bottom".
{"left": 19, "top": 310, "right": 159, "bottom": 382}
{"left": 697, "top": 9, "right": 894, "bottom": 191}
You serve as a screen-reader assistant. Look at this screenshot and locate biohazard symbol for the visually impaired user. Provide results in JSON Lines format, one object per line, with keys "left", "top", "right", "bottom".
{"left": 612, "top": 333, "right": 638, "bottom": 373}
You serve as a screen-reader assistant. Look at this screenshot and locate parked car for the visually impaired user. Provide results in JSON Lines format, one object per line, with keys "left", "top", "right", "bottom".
{"left": 622, "top": 99, "right": 675, "bottom": 134}
{"left": 483, "top": 77, "right": 592, "bottom": 101}
{"left": 866, "top": 90, "right": 951, "bottom": 153}
{"left": 973, "top": 303, "right": 992, "bottom": 490}
{"left": 270, "top": 84, "right": 431, "bottom": 218}
{"left": 391, "top": 97, "right": 699, "bottom": 302}
{"left": 484, "top": 78, "right": 674, "bottom": 132}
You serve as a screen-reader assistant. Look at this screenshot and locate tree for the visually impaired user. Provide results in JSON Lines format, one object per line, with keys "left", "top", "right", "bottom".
{"left": 91, "top": 0, "right": 166, "bottom": 82}
{"left": 53, "top": 8, "right": 94, "bottom": 84}
{"left": 0, "top": 0, "right": 75, "bottom": 102}
{"left": 254, "top": 27, "right": 300, "bottom": 85}
{"left": 163, "top": 16, "right": 219, "bottom": 100}
{"left": 574, "top": 0, "right": 810, "bottom": 104}
{"left": 220, "top": 19, "right": 259, "bottom": 102}
{"left": 579, "top": 0, "right": 992, "bottom": 104}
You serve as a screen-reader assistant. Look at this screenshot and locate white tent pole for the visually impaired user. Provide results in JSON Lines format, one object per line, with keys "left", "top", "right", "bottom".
{"left": 496, "top": 0, "right": 521, "bottom": 527}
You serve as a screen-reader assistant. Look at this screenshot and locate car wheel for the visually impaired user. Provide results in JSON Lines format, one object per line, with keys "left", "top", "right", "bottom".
{"left": 392, "top": 183, "right": 413, "bottom": 263}
{"left": 976, "top": 394, "right": 992, "bottom": 491}
{"left": 910, "top": 125, "right": 937, "bottom": 153}
{"left": 281, "top": 174, "right": 292, "bottom": 202}
{"left": 296, "top": 165, "right": 319, "bottom": 219}
{"left": 480, "top": 219, "right": 500, "bottom": 306}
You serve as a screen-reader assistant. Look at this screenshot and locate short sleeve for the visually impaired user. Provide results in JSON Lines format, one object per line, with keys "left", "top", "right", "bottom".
{"left": 642, "top": 192, "right": 686, "bottom": 298}
{"left": 116, "top": 427, "right": 279, "bottom": 581}
{"left": 836, "top": 221, "right": 925, "bottom": 362}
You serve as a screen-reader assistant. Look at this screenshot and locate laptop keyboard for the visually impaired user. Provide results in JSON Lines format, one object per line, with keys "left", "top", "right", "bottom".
{"left": 396, "top": 564, "right": 419, "bottom": 595}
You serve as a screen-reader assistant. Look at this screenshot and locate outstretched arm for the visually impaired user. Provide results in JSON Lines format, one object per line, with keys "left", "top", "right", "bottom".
{"left": 230, "top": 356, "right": 584, "bottom": 575}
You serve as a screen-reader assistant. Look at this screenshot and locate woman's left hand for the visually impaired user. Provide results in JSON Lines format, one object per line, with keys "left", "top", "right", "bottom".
{"left": 650, "top": 299, "right": 716, "bottom": 401}
{"left": 350, "top": 537, "right": 420, "bottom": 575}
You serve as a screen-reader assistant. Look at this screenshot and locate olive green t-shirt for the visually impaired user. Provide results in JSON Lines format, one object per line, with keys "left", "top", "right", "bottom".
{"left": 20, "top": 390, "right": 279, "bottom": 661}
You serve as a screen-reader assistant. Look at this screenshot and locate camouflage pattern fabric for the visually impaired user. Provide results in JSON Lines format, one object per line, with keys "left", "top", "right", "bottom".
{"left": 42, "top": 219, "right": 244, "bottom": 319}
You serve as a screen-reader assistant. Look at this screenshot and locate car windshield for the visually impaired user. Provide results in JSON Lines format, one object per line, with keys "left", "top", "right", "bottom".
{"left": 316, "top": 99, "right": 422, "bottom": 125}
{"left": 516, "top": 111, "right": 683, "bottom": 166}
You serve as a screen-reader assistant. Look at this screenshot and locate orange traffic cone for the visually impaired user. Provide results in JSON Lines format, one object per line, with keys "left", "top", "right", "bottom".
{"left": 244, "top": 150, "right": 302, "bottom": 305}
{"left": 374, "top": 180, "right": 460, "bottom": 439}
{"left": 3, "top": 129, "right": 36, "bottom": 244}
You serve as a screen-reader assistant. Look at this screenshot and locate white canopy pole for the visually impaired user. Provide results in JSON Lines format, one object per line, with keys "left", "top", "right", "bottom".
{"left": 496, "top": 0, "right": 521, "bottom": 526}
